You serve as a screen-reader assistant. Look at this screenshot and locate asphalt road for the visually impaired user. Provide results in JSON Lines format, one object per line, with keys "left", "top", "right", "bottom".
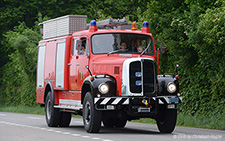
{"left": 0, "top": 112, "right": 224, "bottom": 141}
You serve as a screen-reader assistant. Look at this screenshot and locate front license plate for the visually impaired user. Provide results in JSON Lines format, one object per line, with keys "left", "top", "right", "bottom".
{"left": 169, "top": 97, "right": 179, "bottom": 103}
{"left": 138, "top": 107, "right": 150, "bottom": 113}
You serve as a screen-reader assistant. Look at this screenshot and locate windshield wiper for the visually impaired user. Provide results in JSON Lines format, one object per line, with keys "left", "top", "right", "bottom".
{"left": 140, "top": 40, "right": 151, "bottom": 57}
{"left": 107, "top": 49, "right": 123, "bottom": 55}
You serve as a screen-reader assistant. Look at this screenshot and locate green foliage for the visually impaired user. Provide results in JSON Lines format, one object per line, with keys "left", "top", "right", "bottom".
{"left": 1, "top": 22, "right": 41, "bottom": 106}
{"left": 180, "top": 4, "right": 225, "bottom": 115}
{"left": 143, "top": 0, "right": 225, "bottom": 116}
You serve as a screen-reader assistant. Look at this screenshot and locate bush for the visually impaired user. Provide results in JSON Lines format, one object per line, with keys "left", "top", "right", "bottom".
{"left": 1, "top": 22, "right": 41, "bottom": 106}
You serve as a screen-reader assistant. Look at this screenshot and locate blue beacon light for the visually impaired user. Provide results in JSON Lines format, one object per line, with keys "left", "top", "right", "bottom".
{"left": 89, "top": 20, "right": 98, "bottom": 32}
{"left": 91, "top": 20, "right": 96, "bottom": 26}
{"left": 143, "top": 21, "right": 149, "bottom": 27}
{"left": 141, "top": 21, "right": 150, "bottom": 33}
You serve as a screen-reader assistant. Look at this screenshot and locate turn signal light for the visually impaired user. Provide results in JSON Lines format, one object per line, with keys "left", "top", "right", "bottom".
{"left": 90, "top": 76, "right": 95, "bottom": 81}
{"left": 175, "top": 75, "right": 180, "bottom": 79}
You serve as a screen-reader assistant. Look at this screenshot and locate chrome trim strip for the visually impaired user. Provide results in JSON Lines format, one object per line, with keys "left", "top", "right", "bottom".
{"left": 69, "top": 90, "right": 81, "bottom": 93}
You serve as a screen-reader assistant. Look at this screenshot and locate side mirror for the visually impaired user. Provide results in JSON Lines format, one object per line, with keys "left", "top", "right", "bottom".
{"left": 155, "top": 40, "right": 166, "bottom": 54}
{"left": 160, "top": 42, "right": 165, "bottom": 54}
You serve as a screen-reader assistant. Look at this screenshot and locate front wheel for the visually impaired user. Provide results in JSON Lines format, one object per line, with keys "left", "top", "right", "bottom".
{"left": 156, "top": 105, "right": 177, "bottom": 133}
{"left": 83, "top": 92, "right": 102, "bottom": 133}
{"left": 103, "top": 118, "right": 127, "bottom": 128}
{"left": 59, "top": 112, "right": 71, "bottom": 127}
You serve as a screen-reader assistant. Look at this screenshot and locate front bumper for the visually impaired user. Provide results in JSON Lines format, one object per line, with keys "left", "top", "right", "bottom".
{"left": 94, "top": 96, "right": 182, "bottom": 111}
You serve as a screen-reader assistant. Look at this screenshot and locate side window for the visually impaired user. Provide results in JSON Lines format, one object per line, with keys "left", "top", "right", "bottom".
{"left": 72, "top": 38, "right": 78, "bottom": 55}
{"left": 37, "top": 45, "right": 46, "bottom": 88}
{"left": 78, "top": 37, "right": 89, "bottom": 55}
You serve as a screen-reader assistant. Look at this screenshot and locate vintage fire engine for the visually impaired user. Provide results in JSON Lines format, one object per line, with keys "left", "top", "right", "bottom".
{"left": 37, "top": 15, "right": 182, "bottom": 133}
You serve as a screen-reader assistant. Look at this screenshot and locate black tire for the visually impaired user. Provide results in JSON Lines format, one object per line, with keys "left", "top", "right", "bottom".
{"left": 115, "top": 118, "right": 127, "bottom": 128}
{"left": 45, "top": 91, "right": 60, "bottom": 127}
{"left": 83, "top": 92, "right": 102, "bottom": 133}
{"left": 156, "top": 105, "right": 177, "bottom": 133}
{"left": 103, "top": 118, "right": 127, "bottom": 128}
{"left": 103, "top": 118, "right": 115, "bottom": 128}
{"left": 59, "top": 112, "right": 71, "bottom": 127}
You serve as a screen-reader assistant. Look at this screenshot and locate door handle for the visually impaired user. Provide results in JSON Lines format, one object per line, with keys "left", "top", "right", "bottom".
{"left": 68, "top": 63, "right": 72, "bottom": 66}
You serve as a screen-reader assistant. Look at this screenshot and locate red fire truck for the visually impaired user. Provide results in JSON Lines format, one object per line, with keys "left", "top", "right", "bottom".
{"left": 37, "top": 15, "right": 182, "bottom": 133}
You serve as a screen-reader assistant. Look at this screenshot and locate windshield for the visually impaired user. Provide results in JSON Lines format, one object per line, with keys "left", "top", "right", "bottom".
{"left": 91, "top": 33, "right": 154, "bottom": 55}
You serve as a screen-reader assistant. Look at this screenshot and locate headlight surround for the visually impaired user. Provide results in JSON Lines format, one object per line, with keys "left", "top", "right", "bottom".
{"left": 167, "top": 82, "right": 177, "bottom": 93}
{"left": 98, "top": 83, "right": 109, "bottom": 94}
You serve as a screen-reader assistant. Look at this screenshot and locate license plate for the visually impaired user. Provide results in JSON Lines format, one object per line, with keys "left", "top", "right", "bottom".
{"left": 169, "top": 97, "right": 179, "bottom": 103}
{"left": 138, "top": 107, "right": 150, "bottom": 113}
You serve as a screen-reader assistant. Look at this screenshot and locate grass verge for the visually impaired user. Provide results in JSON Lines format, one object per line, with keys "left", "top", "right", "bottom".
{"left": 131, "top": 112, "right": 225, "bottom": 130}
{"left": 0, "top": 105, "right": 45, "bottom": 115}
{"left": 176, "top": 112, "right": 225, "bottom": 130}
{"left": 0, "top": 105, "right": 82, "bottom": 118}
{"left": 0, "top": 106, "right": 224, "bottom": 130}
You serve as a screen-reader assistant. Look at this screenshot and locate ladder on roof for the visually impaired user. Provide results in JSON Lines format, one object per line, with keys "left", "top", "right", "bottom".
{"left": 86, "top": 17, "right": 132, "bottom": 29}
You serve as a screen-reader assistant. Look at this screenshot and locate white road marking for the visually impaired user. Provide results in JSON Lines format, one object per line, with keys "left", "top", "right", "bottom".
{"left": 54, "top": 130, "right": 62, "bottom": 133}
{"left": 72, "top": 134, "right": 81, "bottom": 137}
{"left": 102, "top": 139, "right": 114, "bottom": 141}
{"left": 27, "top": 117, "right": 41, "bottom": 120}
{"left": 47, "top": 129, "right": 54, "bottom": 132}
{"left": 92, "top": 137, "right": 101, "bottom": 140}
{"left": 0, "top": 114, "right": 7, "bottom": 116}
{"left": 82, "top": 135, "right": 91, "bottom": 138}
{"left": 0, "top": 121, "right": 114, "bottom": 141}
{"left": 62, "top": 132, "right": 70, "bottom": 135}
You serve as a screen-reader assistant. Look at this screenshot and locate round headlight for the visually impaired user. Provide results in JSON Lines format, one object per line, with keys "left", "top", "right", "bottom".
{"left": 98, "top": 83, "right": 109, "bottom": 94}
{"left": 167, "top": 82, "right": 177, "bottom": 93}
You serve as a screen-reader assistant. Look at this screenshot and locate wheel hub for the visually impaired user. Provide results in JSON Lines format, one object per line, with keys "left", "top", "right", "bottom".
{"left": 84, "top": 102, "right": 91, "bottom": 125}
{"left": 46, "top": 99, "right": 51, "bottom": 120}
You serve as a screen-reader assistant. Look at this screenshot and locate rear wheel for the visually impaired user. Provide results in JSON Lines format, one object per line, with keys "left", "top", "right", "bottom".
{"left": 59, "top": 112, "right": 71, "bottom": 127}
{"left": 45, "top": 91, "right": 60, "bottom": 127}
{"left": 156, "top": 105, "right": 177, "bottom": 133}
{"left": 83, "top": 92, "right": 102, "bottom": 133}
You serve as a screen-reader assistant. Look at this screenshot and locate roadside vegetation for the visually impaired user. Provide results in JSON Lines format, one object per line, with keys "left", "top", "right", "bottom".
{"left": 0, "top": 0, "right": 224, "bottom": 130}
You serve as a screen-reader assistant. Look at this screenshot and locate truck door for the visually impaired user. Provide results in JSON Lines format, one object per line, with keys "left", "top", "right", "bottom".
{"left": 69, "top": 37, "right": 79, "bottom": 90}
{"left": 76, "top": 37, "right": 89, "bottom": 90}
{"left": 69, "top": 37, "right": 89, "bottom": 90}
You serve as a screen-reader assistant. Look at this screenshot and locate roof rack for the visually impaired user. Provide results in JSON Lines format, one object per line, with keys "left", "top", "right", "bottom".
{"left": 86, "top": 17, "right": 132, "bottom": 29}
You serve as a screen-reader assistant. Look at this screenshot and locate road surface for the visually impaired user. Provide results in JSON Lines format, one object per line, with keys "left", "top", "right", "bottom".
{"left": 0, "top": 112, "right": 224, "bottom": 141}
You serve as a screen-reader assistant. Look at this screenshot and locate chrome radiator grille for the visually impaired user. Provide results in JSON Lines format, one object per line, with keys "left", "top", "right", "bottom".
{"left": 129, "top": 59, "right": 155, "bottom": 95}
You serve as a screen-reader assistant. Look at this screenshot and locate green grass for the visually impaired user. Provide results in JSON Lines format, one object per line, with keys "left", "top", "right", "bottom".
{"left": 0, "top": 105, "right": 82, "bottom": 118}
{"left": 0, "top": 106, "right": 224, "bottom": 130}
{"left": 177, "top": 112, "right": 225, "bottom": 130}
{"left": 130, "top": 113, "right": 225, "bottom": 130}
{"left": 0, "top": 105, "right": 45, "bottom": 115}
